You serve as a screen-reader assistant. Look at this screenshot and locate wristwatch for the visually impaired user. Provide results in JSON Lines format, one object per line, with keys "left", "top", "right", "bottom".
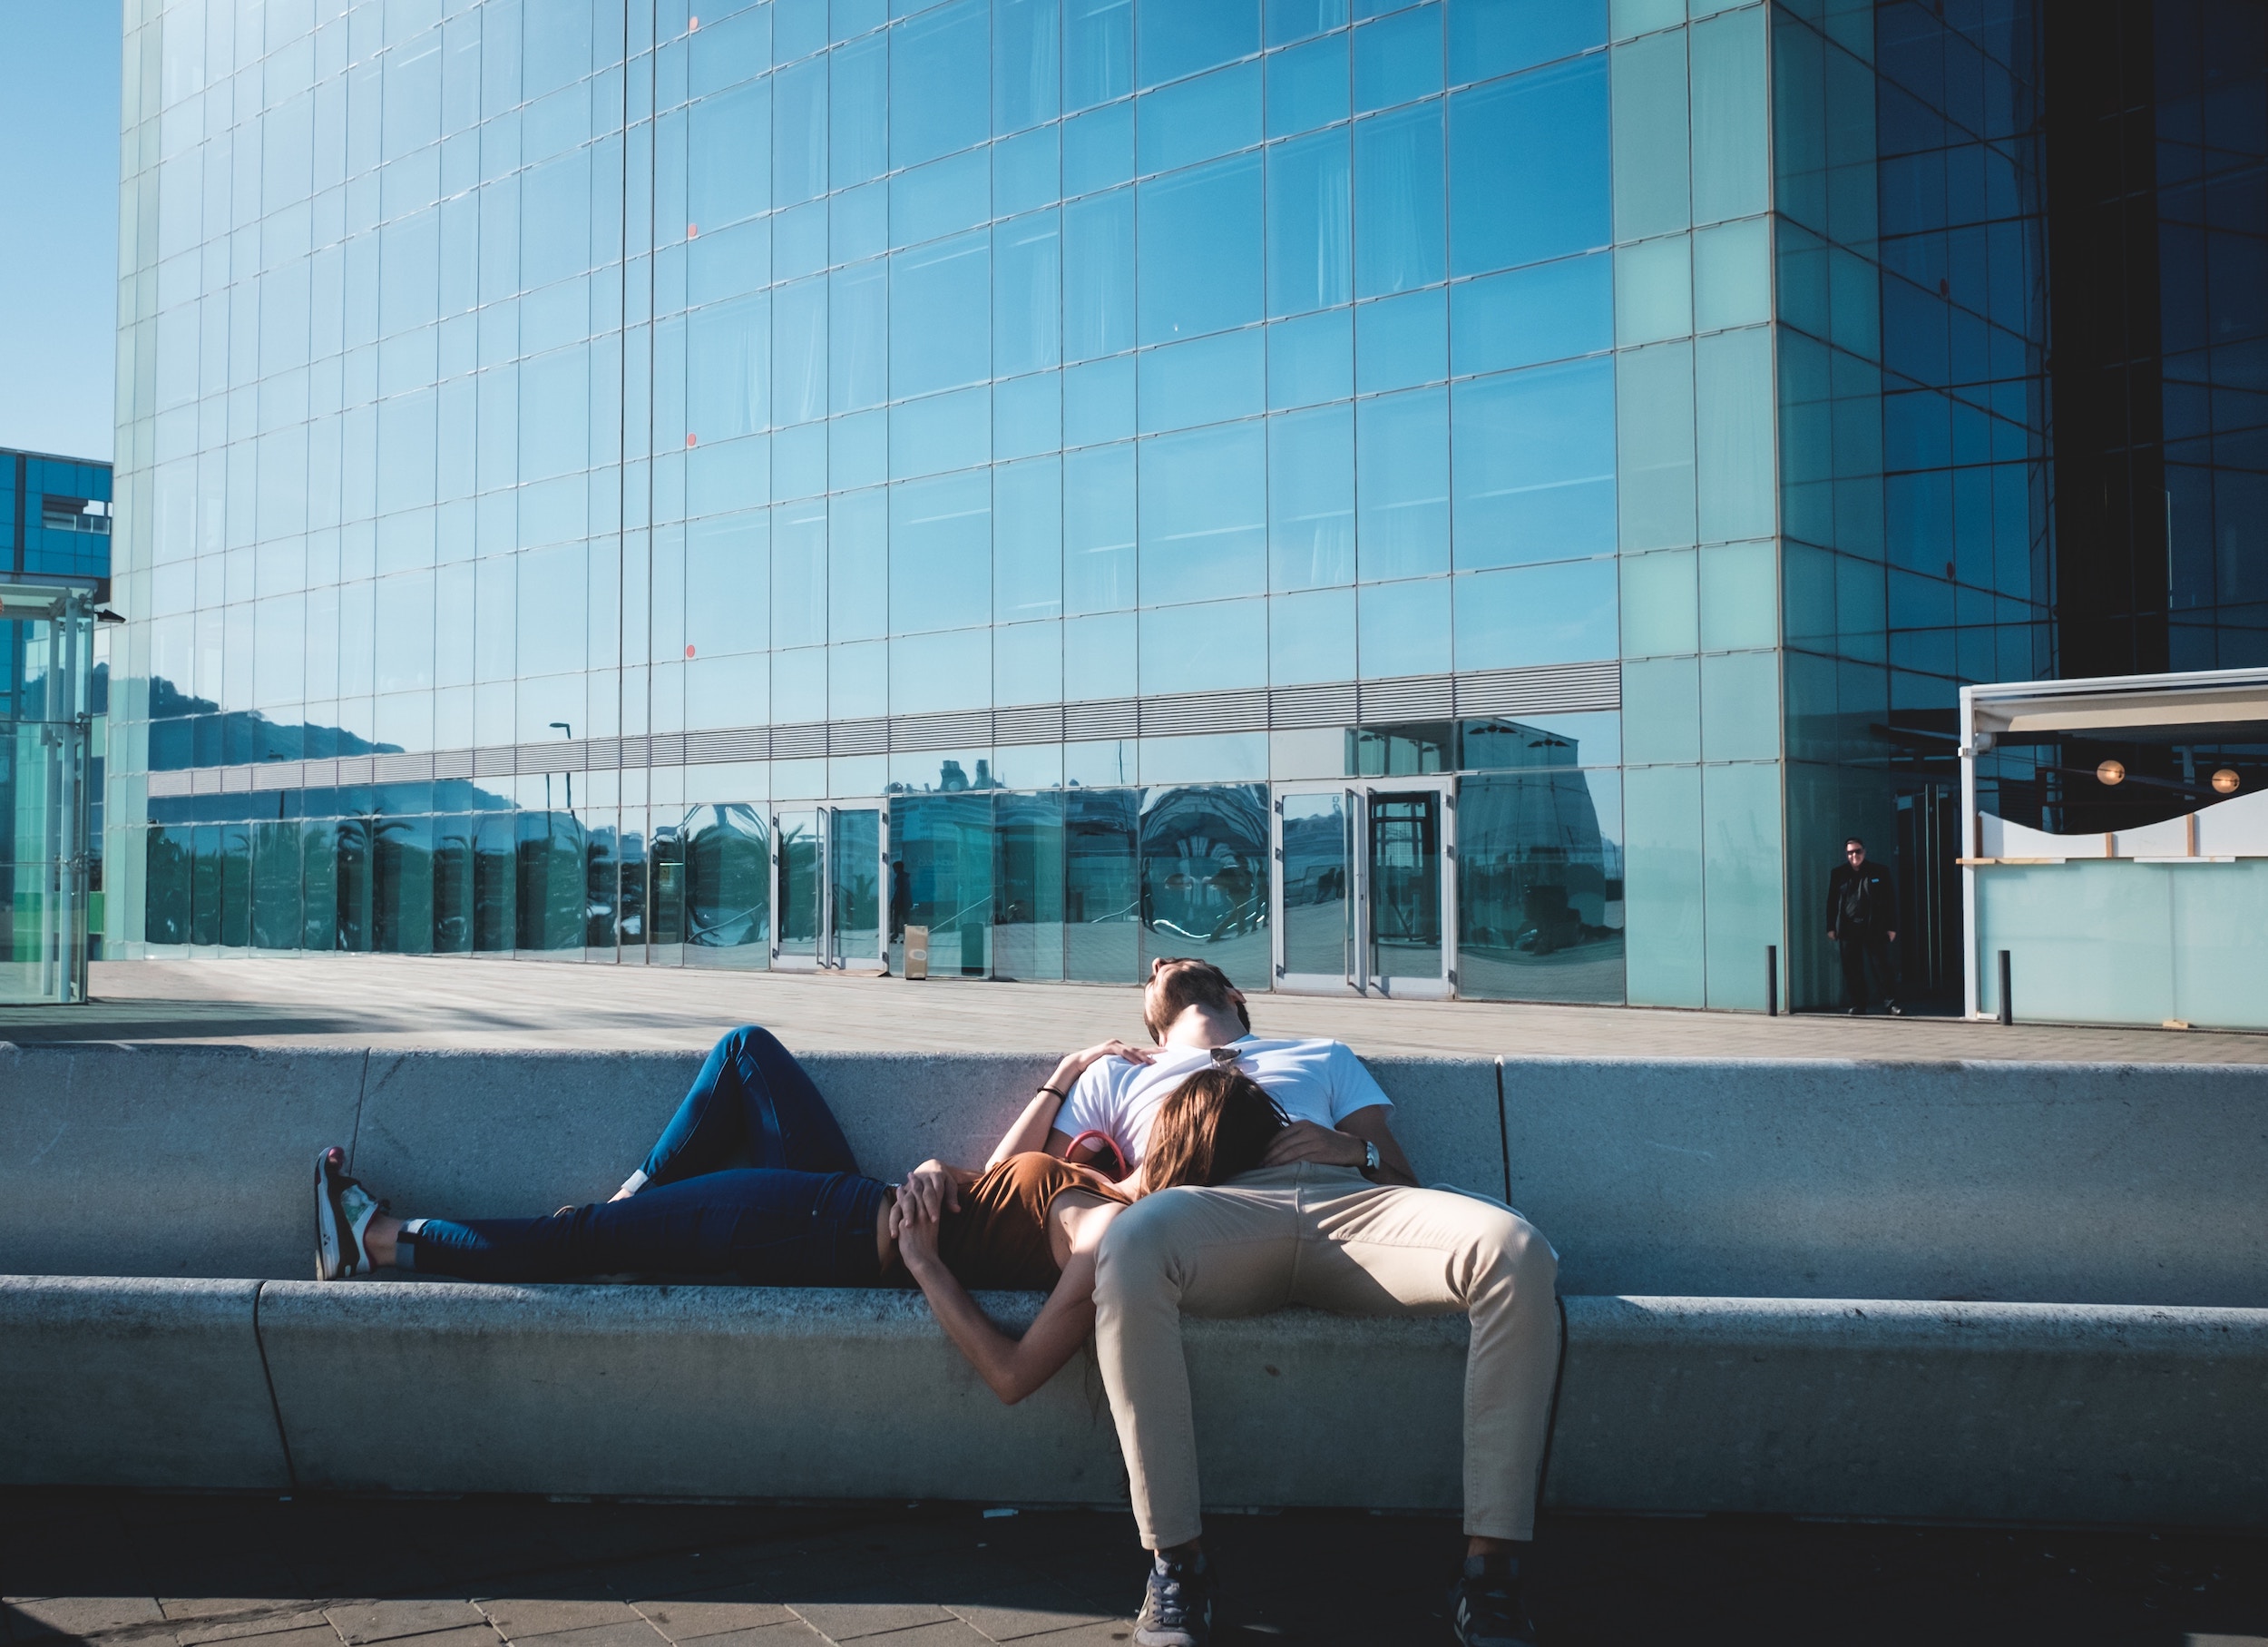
{"left": 1360, "top": 1139, "right": 1381, "bottom": 1173}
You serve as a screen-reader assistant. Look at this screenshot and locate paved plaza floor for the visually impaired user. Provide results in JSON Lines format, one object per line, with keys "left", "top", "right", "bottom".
{"left": 3, "top": 955, "right": 2263, "bottom": 1062}
{"left": 5, "top": 1491, "right": 2264, "bottom": 1647}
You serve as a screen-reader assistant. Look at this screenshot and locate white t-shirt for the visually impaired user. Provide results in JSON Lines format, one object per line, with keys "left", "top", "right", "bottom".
{"left": 1056, "top": 1036, "right": 1391, "bottom": 1168}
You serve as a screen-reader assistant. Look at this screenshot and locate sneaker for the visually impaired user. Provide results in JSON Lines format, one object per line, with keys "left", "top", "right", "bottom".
{"left": 1451, "top": 1552, "right": 1538, "bottom": 1647}
{"left": 1132, "top": 1552, "right": 1214, "bottom": 1647}
{"left": 314, "top": 1146, "right": 386, "bottom": 1279}
{"left": 1885, "top": 1001, "right": 1904, "bottom": 1016}
{"left": 1844, "top": 1005, "right": 1865, "bottom": 1015}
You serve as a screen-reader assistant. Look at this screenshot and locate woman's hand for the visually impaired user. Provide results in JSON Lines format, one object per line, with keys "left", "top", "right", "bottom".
{"left": 894, "top": 1191, "right": 944, "bottom": 1277}
{"left": 897, "top": 1158, "right": 959, "bottom": 1223}
{"left": 1047, "top": 1038, "right": 1157, "bottom": 1094}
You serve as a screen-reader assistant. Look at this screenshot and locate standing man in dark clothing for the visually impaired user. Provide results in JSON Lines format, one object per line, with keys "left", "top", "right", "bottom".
{"left": 1825, "top": 838, "right": 1901, "bottom": 1015}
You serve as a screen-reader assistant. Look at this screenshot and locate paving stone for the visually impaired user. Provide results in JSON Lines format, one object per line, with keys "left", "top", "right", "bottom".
{"left": 779, "top": 1601, "right": 954, "bottom": 1643}
{"left": 4, "top": 1595, "right": 169, "bottom": 1641}
{"left": 941, "top": 1580, "right": 1118, "bottom": 1642}
{"left": 473, "top": 1598, "right": 649, "bottom": 1642}
{"left": 629, "top": 1585, "right": 797, "bottom": 1642}
{"left": 163, "top": 1600, "right": 332, "bottom": 1645}
{"left": 501, "top": 1623, "right": 665, "bottom": 1647}
{"left": 321, "top": 1603, "right": 490, "bottom": 1647}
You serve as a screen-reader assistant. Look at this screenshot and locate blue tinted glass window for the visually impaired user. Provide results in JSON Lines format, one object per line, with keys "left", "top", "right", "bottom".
{"left": 1139, "top": 419, "right": 1269, "bottom": 604}
{"left": 1359, "top": 576, "right": 1450, "bottom": 677}
{"left": 832, "top": 34, "right": 890, "bottom": 186}
{"left": 1064, "top": 441, "right": 1137, "bottom": 612}
{"left": 994, "top": 368, "right": 1063, "bottom": 458}
{"left": 889, "top": 467, "right": 992, "bottom": 632}
{"left": 1270, "top": 401, "right": 1356, "bottom": 586}
{"left": 1267, "top": 128, "right": 1353, "bottom": 315}
{"left": 1066, "top": 0, "right": 1133, "bottom": 110}
{"left": 1454, "top": 556, "right": 1616, "bottom": 668}
{"left": 1140, "top": 596, "right": 1269, "bottom": 691}
{"left": 1447, "top": 0, "right": 1604, "bottom": 85}
{"left": 1063, "top": 610, "right": 1138, "bottom": 697}
{"left": 1063, "top": 98, "right": 1135, "bottom": 195}
{"left": 1267, "top": 0, "right": 1350, "bottom": 47}
{"left": 1452, "top": 356, "right": 1616, "bottom": 567}
{"left": 892, "top": 147, "right": 990, "bottom": 247}
{"left": 1138, "top": 154, "right": 1264, "bottom": 342}
{"left": 1354, "top": 5, "right": 1442, "bottom": 113}
{"left": 1266, "top": 307, "right": 1354, "bottom": 407}
{"left": 994, "top": 124, "right": 1061, "bottom": 214}
{"left": 892, "top": 0, "right": 990, "bottom": 166}
{"left": 836, "top": 181, "right": 891, "bottom": 262}
{"left": 1063, "top": 188, "right": 1137, "bottom": 358}
{"left": 890, "top": 385, "right": 992, "bottom": 477}
{"left": 993, "top": 210, "right": 1062, "bottom": 377}
{"left": 1448, "top": 55, "right": 1608, "bottom": 276}
{"left": 994, "top": 456, "right": 1063, "bottom": 621}
{"left": 688, "top": 83, "right": 771, "bottom": 230}
{"left": 687, "top": 293, "right": 770, "bottom": 441}
{"left": 1266, "top": 33, "right": 1350, "bottom": 137}
{"left": 1138, "top": 61, "right": 1262, "bottom": 174}
{"left": 1449, "top": 250, "right": 1611, "bottom": 376}
{"left": 773, "top": 277, "right": 828, "bottom": 424}
{"left": 890, "top": 627, "right": 992, "bottom": 714}
{"left": 1066, "top": 354, "right": 1138, "bottom": 443}
{"left": 830, "top": 487, "right": 889, "bottom": 642}
{"left": 1355, "top": 286, "right": 1445, "bottom": 392}
{"left": 994, "top": 0, "right": 1061, "bottom": 132}
{"left": 831, "top": 261, "right": 890, "bottom": 411}
{"left": 890, "top": 230, "right": 991, "bottom": 397}
{"left": 775, "top": 56, "right": 829, "bottom": 203}
{"left": 1270, "top": 585, "right": 1358, "bottom": 683}
{"left": 777, "top": 0, "right": 831, "bottom": 62}
{"left": 1354, "top": 101, "right": 1444, "bottom": 296}
{"left": 773, "top": 199, "right": 830, "bottom": 279}
{"left": 1356, "top": 385, "right": 1448, "bottom": 577}
{"left": 1139, "top": 328, "right": 1266, "bottom": 433}
{"left": 1138, "top": 0, "right": 1260, "bottom": 90}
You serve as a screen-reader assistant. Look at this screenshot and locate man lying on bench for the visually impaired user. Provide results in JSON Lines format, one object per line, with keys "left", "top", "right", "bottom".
{"left": 311, "top": 1024, "right": 1286, "bottom": 1405}
{"left": 900, "top": 958, "right": 1560, "bottom": 1647}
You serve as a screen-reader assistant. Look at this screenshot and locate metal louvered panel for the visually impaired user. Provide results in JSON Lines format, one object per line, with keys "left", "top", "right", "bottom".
{"left": 1064, "top": 698, "right": 1139, "bottom": 740}
{"left": 583, "top": 736, "right": 621, "bottom": 770}
{"left": 220, "top": 765, "right": 251, "bottom": 792}
{"left": 433, "top": 748, "right": 474, "bottom": 779}
{"left": 1360, "top": 675, "right": 1456, "bottom": 721}
{"left": 831, "top": 717, "right": 890, "bottom": 756}
{"left": 337, "top": 756, "right": 376, "bottom": 784}
{"left": 372, "top": 752, "right": 435, "bottom": 783}
{"left": 684, "top": 727, "right": 771, "bottom": 763}
{"left": 891, "top": 708, "right": 994, "bottom": 751}
{"left": 249, "top": 761, "right": 299, "bottom": 791}
{"left": 768, "top": 721, "right": 827, "bottom": 760}
{"left": 1141, "top": 689, "right": 1269, "bottom": 737}
{"left": 1456, "top": 661, "right": 1621, "bottom": 717}
{"left": 147, "top": 769, "right": 193, "bottom": 798}
{"left": 994, "top": 703, "right": 1064, "bottom": 746}
{"left": 1268, "top": 681, "right": 1358, "bottom": 729}
{"left": 473, "top": 745, "right": 517, "bottom": 778}
{"left": 647, "top": 732, "right": 689, "bottom": 767}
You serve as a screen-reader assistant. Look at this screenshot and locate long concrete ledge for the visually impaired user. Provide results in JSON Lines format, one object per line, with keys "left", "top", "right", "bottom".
{"left": 8, "top": 1275, "right": 2263, "bottom": 1527}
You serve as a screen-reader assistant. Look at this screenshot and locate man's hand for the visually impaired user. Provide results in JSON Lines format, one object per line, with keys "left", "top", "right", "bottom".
{"left": 897, "top": 1158, "right": 959, "bottom": 1224}
{"left": 1259, "top": 1120, "right": 1368, "bottom": 1171}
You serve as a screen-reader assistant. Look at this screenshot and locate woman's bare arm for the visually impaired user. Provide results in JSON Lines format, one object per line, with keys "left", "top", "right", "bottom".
{"left": 897, "top": 1206, "right": 1119, "bottom": 1405}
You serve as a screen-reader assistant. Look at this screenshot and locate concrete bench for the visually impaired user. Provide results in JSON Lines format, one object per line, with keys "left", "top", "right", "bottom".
{"left": 4, "top": 1043, "right": 2265, "bottom": 1528}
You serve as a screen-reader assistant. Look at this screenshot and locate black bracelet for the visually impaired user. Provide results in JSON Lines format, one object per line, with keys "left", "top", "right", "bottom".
{"left": 1037, "top": 1083, "right": 1066, "bottom": 1101}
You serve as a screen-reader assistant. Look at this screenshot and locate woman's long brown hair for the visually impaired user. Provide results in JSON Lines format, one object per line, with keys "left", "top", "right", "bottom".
{"left": 1142, "top": 1067, "right": 1289, "bottom": 1191}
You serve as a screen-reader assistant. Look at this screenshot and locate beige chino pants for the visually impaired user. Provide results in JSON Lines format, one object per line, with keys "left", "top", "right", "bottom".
{"left": 1093, "top": 1162, "right": 1559, "bottom": 1549}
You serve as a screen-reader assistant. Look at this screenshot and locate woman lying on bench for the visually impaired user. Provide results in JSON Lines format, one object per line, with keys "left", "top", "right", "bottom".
{"left": 313, "top": 1024, "right": 1284, "bottom": 1404}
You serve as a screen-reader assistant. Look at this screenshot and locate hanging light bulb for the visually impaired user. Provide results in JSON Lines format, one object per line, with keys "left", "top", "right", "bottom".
{"left": 2096, "top": 760, "right": 2126, "bottom": 786}
{"left": 2212, "top": 768, "right": 2240, "bottom": 795}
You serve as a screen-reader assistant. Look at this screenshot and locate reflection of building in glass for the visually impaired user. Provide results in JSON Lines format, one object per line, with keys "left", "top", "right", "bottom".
{"left": 103, "top": 2, "right": 2262, "bottom": 1012}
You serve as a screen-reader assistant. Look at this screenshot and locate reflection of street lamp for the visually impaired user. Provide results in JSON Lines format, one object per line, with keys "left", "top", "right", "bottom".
{"left": 551, "top": 721, "right": 573, "bottom": 811}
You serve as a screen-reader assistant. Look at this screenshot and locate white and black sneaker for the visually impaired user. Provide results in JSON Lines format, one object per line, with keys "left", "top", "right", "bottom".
{"left": 314, "top": 1146, "right": 386, "bottom": 1279}
{"left": 1132, "top": 1551, "right": 1213, "bottom": 1647}
{"left": 1450, "top": 1552, "right": 1538, "bottom": 1646}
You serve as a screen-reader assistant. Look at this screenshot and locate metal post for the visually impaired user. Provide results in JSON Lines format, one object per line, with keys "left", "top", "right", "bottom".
{"left": 1997, "top": 949, "right": 2013, "bottom": 1026}
{"left": 1765, "top": 945, "right": 1778, "bottom": 1016}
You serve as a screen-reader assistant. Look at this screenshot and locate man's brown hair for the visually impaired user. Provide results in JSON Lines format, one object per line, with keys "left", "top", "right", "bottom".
{"left": 1143, "top": 957, "right": 1253, "bottom": 1042}
{"left": 1141, "top": 1067, "right": 1286, "bottom": 1192}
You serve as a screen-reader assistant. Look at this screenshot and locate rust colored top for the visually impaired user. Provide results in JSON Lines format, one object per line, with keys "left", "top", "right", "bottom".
{"left": 935, "top": 1152, "right": 1129, "bottom": 1290}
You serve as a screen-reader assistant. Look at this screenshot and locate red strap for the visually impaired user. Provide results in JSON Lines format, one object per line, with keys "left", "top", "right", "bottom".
{"left": 1064, "top": 1129, "right": 1129, "bottom": 1181}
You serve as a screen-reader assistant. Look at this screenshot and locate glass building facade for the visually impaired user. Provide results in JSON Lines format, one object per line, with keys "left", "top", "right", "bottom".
{"left": 100, "top": 0, "right": 2265, "bottom": 1010}
{"left": 3, "top": 449, "right": 113, "bottom": 1001}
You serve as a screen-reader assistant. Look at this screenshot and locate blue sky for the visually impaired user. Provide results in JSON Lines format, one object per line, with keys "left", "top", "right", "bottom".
{"left": 0, "top": 1, "right": 121, "bottom": 461}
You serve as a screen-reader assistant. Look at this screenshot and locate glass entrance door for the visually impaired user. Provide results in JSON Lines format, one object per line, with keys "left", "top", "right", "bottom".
{"left": 1272, "top": 781, "right": 1456, "bottom": 998}
{"left": 773, "top": 804, "right": 885, "bottom": 972}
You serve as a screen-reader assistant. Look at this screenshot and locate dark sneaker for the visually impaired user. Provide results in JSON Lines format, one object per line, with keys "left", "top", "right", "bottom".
{"left": 315, "top": 1147, "right": 386, "bottom": 1279}
{"left": 1132, "top": 1552, "right": 1214, "bottom": 1647}
{"left": 1451, "top": 1552, "right": 1538, "bottom": 1647}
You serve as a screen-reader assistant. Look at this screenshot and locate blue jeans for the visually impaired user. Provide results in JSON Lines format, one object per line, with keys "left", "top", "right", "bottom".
{"left": 399, "top": 1026, "right": 886, "bottom": 1286}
